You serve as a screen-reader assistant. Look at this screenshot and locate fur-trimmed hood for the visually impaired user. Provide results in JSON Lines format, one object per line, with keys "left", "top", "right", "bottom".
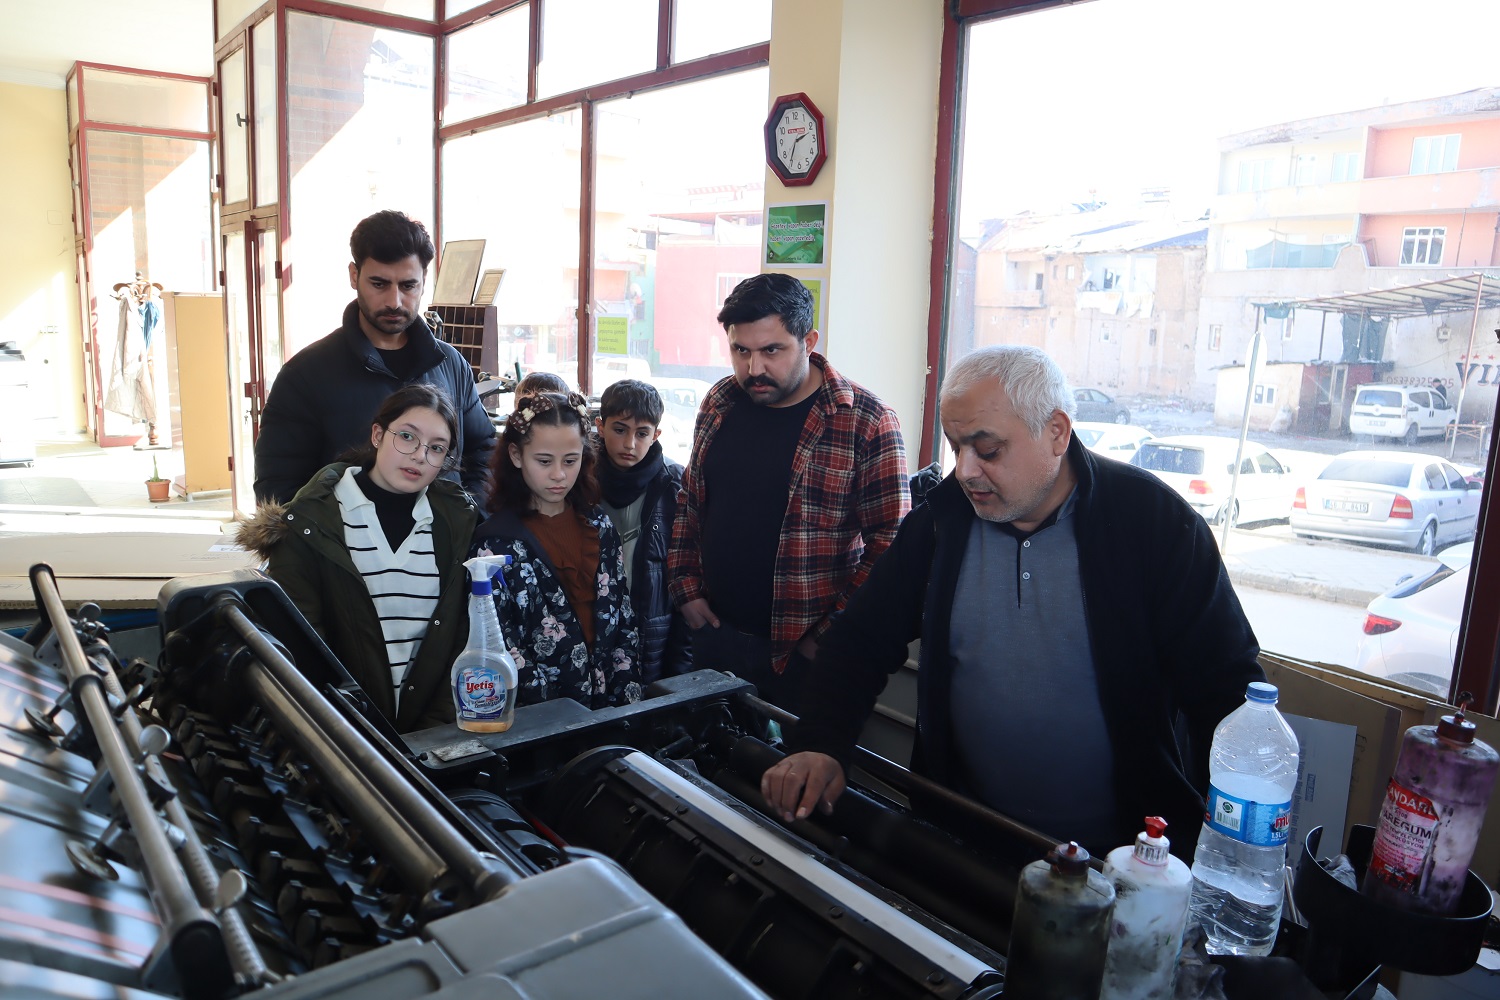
{"left": 236, "top": 500, "right": 293, "bottom": 558}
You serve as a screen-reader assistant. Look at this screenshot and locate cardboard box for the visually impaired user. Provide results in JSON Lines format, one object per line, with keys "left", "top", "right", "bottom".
{"left": 1262, "top": 655, "right": 1406, "bottom": 850}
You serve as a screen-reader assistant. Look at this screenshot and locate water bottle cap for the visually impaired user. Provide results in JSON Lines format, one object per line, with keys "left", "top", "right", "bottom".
{"left": 1246, "top": 681, "right": 1279, "bottom": 704}
{"left": 1047, "top": 841, "right": 1092, "bottom": 878}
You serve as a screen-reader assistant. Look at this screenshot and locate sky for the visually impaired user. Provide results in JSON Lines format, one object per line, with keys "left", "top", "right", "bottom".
{"left": 958, "top": 0, "right": 1500, "bottom": 234}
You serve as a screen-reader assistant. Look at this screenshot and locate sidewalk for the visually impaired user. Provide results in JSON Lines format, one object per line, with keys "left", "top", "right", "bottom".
{"left": 1220, "top": 528, "right": 1438, "bottom": 606}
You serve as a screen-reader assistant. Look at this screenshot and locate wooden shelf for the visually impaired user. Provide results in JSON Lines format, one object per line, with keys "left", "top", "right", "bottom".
{"left": 429, "top": 304, "right": 497, "bottom": 383}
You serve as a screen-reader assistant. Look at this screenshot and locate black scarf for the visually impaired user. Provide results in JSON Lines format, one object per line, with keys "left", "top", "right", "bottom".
{"left": 598, "top": 442, "right": 663, "bottom": 508}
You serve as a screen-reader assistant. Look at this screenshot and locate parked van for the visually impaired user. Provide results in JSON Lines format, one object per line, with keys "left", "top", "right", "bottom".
{"left": 1348, "top": 384, "right": 1455, "bottom": 445}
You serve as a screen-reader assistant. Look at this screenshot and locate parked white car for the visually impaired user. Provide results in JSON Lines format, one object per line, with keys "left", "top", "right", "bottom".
{"left": 1128, "top": 435, "right": 1294, "bottom": 526}
{"left": 1348, "top": 384, "right": 1456, "bottom": 445}
{"left": 1352, "top": 543, "right": 1469, "bottom": 697}
{"left": 1290, "top": 450, "right": 1479, "bottom": 556}
{"left": 1074, "top": 422, "right": 1153, "bottom": 459}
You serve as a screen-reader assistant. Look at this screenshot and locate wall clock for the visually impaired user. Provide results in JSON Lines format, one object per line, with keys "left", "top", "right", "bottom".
{"left": 764, "top": 92, "right": 828, "bottom": 186}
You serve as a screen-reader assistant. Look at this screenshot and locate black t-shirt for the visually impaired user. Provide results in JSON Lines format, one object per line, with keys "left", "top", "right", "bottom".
{"left": 354, "top": 469, "right": 419, "bottom": 549}
{"left": 700, "top": 391, "right": 817, "bottom": 635}
{"left": 377, "top": 339, "right": 421, "bottom": 380}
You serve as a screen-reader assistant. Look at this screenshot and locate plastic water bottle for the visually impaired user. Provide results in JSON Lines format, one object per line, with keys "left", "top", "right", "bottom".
{"left": 1188, "top": 681, "right": 1300, "bottom": 956}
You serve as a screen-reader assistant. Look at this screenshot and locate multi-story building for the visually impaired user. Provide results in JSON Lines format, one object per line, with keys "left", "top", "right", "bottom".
{"left": 1200, "top": 88, "right": 1500, "bottom": 427}
{"left": 972, "top": 205, "right": 1207, "bottom": 397}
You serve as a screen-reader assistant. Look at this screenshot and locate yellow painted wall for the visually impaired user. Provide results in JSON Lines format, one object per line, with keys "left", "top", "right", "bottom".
{"left": 0, "top": 81, "right": 86, "bottom": 436}
{"left": 766, "top": 0, "right": 943, "bottom": 456}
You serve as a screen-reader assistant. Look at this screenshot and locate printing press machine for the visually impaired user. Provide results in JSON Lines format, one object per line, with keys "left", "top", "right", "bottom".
{"left": 0, "top": 564, "right": 1041, "bottom": 999}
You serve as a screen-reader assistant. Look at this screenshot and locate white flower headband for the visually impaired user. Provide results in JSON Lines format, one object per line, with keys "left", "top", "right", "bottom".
{"left": 507, "top": 391, "right": 590, "bottom": 434}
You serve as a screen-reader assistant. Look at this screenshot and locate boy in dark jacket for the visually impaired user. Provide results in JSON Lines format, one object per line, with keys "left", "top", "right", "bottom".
{"left": 595, "top": 380, "right": 692, "bottom": 682}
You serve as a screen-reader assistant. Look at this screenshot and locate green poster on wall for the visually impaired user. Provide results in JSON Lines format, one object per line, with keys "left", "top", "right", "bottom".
{"left": 765, "top": 202, "right": 827, "bottom": 268}
{"left": 798, "top": 277, "right": 824, "bottom": 332}
{"left": 597, "top": 315, "right": 629, "bottom": 355}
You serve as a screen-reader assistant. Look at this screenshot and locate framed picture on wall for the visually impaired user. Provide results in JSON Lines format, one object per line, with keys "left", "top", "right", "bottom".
{"left": 431, "top": 239, "right": 486, "bottom": 306}
{"left": 475, "top": 269, "right": 506, "bottom": 306}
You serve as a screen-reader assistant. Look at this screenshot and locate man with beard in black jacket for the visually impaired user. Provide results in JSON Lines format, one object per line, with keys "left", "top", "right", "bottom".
{"left": 253, "top": 210, "right": 495, "bottom": 505}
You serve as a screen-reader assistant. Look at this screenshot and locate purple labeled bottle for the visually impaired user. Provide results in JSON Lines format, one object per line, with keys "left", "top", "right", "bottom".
{"left": 1362, "top": 706, "right": 1498, "bottom": 915}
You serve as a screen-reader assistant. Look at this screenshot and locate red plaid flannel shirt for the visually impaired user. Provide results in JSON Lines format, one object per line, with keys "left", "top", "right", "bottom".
{"left": 667, "top": 353, "right": 909, "bottom": 672}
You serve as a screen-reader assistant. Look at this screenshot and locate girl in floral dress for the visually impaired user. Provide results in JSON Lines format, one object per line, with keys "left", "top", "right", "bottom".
{"left": 471, "top": 390, "right": 642, "bottom": 709}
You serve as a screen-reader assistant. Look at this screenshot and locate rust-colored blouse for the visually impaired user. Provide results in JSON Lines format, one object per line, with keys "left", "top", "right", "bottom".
{"left": 524, "top": 508, "right": 600, "bottom": 648}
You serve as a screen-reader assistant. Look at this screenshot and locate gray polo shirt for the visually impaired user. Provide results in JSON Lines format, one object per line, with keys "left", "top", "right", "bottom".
{"left": 947, "top": 489, "right": 1118, "bottom": 851}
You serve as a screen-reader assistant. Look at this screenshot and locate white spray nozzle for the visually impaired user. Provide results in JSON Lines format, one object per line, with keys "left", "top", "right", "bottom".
{"left": 464, "top": 555, "right": 512, "bottom": 593}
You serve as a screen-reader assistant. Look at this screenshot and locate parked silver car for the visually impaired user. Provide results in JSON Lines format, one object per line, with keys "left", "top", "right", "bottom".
{"left": 1072, "top": 388, "right": 1130, "bottom": 424}
{"left": 1290, "top": 450, "right": 1480, "bottom": 556}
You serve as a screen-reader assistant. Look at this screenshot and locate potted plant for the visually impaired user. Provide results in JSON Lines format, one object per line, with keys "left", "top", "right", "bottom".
{"left": 146, "top": 457, "right": 171, "bottom": 503}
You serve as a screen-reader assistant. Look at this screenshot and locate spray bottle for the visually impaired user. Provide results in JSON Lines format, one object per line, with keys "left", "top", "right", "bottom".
{"left": 452, "top": 555, "right": 518, "bottom": 733}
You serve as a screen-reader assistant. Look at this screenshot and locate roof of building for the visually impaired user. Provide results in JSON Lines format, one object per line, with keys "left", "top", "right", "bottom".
{"left": 1278, "top": 272, "right": 1500, "bottom": 318}
{"left": 1218, "top": 87, "right": 1500, "bottom": 151}
{"left": 977, "top": 209, "right": 1208, "bottom": 256}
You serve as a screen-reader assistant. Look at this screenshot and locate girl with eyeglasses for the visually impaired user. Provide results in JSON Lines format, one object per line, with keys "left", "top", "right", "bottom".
{"left": 471, "top": 390, "right": 643, "bottom": 710}
{"left": 240, "top": 384, "right": 478, "bottom": 731}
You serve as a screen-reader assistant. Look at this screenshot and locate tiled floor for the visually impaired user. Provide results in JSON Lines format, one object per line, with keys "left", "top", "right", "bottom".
{"left": 0, "top": 439, "right": 233, "bottom": 515}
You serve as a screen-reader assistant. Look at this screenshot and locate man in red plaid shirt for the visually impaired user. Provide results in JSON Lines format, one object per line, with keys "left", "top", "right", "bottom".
{"left": 668, "top": 274, "right": 909, "bottom": 713}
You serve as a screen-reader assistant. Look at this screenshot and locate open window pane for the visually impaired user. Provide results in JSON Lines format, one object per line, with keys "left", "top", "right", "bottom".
{"left": 441, "top": 114, "right": 584, "bottom": 394}
{"left": 944, "top": 0, "right": 1499, "bottom": 692}
{"left": 284, "top": 11, "right": 434, "bottom": 357}
{"left": 537, "top": 0, "right": 656, "bottom": 98}
{"left": 444, "top": 3, "right": 528, "bottom": 124}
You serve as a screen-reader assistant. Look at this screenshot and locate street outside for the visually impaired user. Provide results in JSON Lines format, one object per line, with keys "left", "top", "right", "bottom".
{"left": 1121, "top": 397, "right": 1483, "bottom": 688}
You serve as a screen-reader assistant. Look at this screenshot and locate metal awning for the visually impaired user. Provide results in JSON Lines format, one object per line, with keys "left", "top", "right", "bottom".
{"left": 1275, "top": 272, "right": 1500, "bottom": 318}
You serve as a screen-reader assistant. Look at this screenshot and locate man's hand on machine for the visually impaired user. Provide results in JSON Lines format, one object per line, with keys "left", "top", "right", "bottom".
{"left": 761, "top": 752, "right": 845, "bottom": 823}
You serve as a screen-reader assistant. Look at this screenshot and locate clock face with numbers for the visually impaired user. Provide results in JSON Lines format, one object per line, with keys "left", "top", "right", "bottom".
{"left": 764, "top": 93, "right": 827, "bottom": 186}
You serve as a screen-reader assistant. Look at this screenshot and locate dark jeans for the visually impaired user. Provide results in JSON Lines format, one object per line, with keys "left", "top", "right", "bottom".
{"left": 689, "top": 623, "right": 811, "bottom": 718}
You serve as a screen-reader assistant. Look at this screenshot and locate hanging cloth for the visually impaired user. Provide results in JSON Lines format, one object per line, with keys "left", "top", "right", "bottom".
{"left": 103, "top": 287, "right": 157, "bottom": 424}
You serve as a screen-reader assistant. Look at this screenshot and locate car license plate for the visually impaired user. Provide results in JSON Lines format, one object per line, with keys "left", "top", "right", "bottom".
{"left": 1324, "top": 499, "right": 1369, "bottom": 513}
{"left": 1366, "top": 419, "right": 1387, "bottom": 426}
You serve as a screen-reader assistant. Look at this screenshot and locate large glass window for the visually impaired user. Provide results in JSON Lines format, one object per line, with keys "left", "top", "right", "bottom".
{"left": 284, "top": 11, "right": 435, "bottom": 356}
{"left": 590, "top": 68, "right": 769, "bottom": 462}
{"left": 942, "top": 0, "right": 1500, "bottom": 692}
{"left": 444, "top": 3, "right": 529, "bottom": 124}
{"left": 673, "top": 0, "right": 772, "bottom": 62}
{"left": 537, "top": 0, "right": 657, "bottom": 98}
{"left": 442, "top": 114, "right": 584, "bottom": 390}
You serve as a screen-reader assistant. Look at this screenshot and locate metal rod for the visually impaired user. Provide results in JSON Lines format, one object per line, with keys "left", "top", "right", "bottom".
{"left": 1222, "top": 321, "right": 1265, "bottom": 551}
{"left": 221, "top": 604, "right": 514, "bottom": 900}
{"left": 82, "top": 643, "right": 268, "bottom": 987}
{"left": 28, "top": 567, "right": 214, "bottom": 949}
{"left": 737, "top": 692, "right": 1073, "bottom": 864}
{"left": 1450, "top": 272, "right": 1486, "bottom": 459}
{"left": 241, "top": 663, "right": 448, "bottom": 892}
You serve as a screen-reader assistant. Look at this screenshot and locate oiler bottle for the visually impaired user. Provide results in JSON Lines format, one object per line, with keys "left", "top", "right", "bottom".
{"left": 1005, "top": 841, "right": 1116, "bottom": 1000}
{"left": 1362, "top": 703, "right": 1498, "bottom": 915}
{"left": 452, "top": 555, "right": 518, "bottom": 733}
{"left": 1100, "top": 817, "right": 1192, "bottom": 1000}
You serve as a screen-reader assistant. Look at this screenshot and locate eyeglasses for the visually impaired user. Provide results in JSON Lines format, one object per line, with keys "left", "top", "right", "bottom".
{"left": 387, "top": 429, "right": 457, "bottom": 469}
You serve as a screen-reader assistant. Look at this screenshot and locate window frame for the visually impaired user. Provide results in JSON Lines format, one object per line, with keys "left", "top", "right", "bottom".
{"left": 1410, "top": 133, "right": 1462, "bottom": 175}
{"left": 925, "top": 0, "right": 1500, "bottom": 713}
{"left": 1400, "top": 225, "right": 1446, "bottom": 266}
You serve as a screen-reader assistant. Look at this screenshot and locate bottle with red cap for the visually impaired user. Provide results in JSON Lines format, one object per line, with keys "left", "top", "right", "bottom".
{"left": 1100, "top": 817, "right": 1193, "bottom": 1000}
{"left": 1362, "top": 700, "right": 1498, "bottom": 915}
{"left": 1005, "top": 841, "right": 1116, "bottom": 1000}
